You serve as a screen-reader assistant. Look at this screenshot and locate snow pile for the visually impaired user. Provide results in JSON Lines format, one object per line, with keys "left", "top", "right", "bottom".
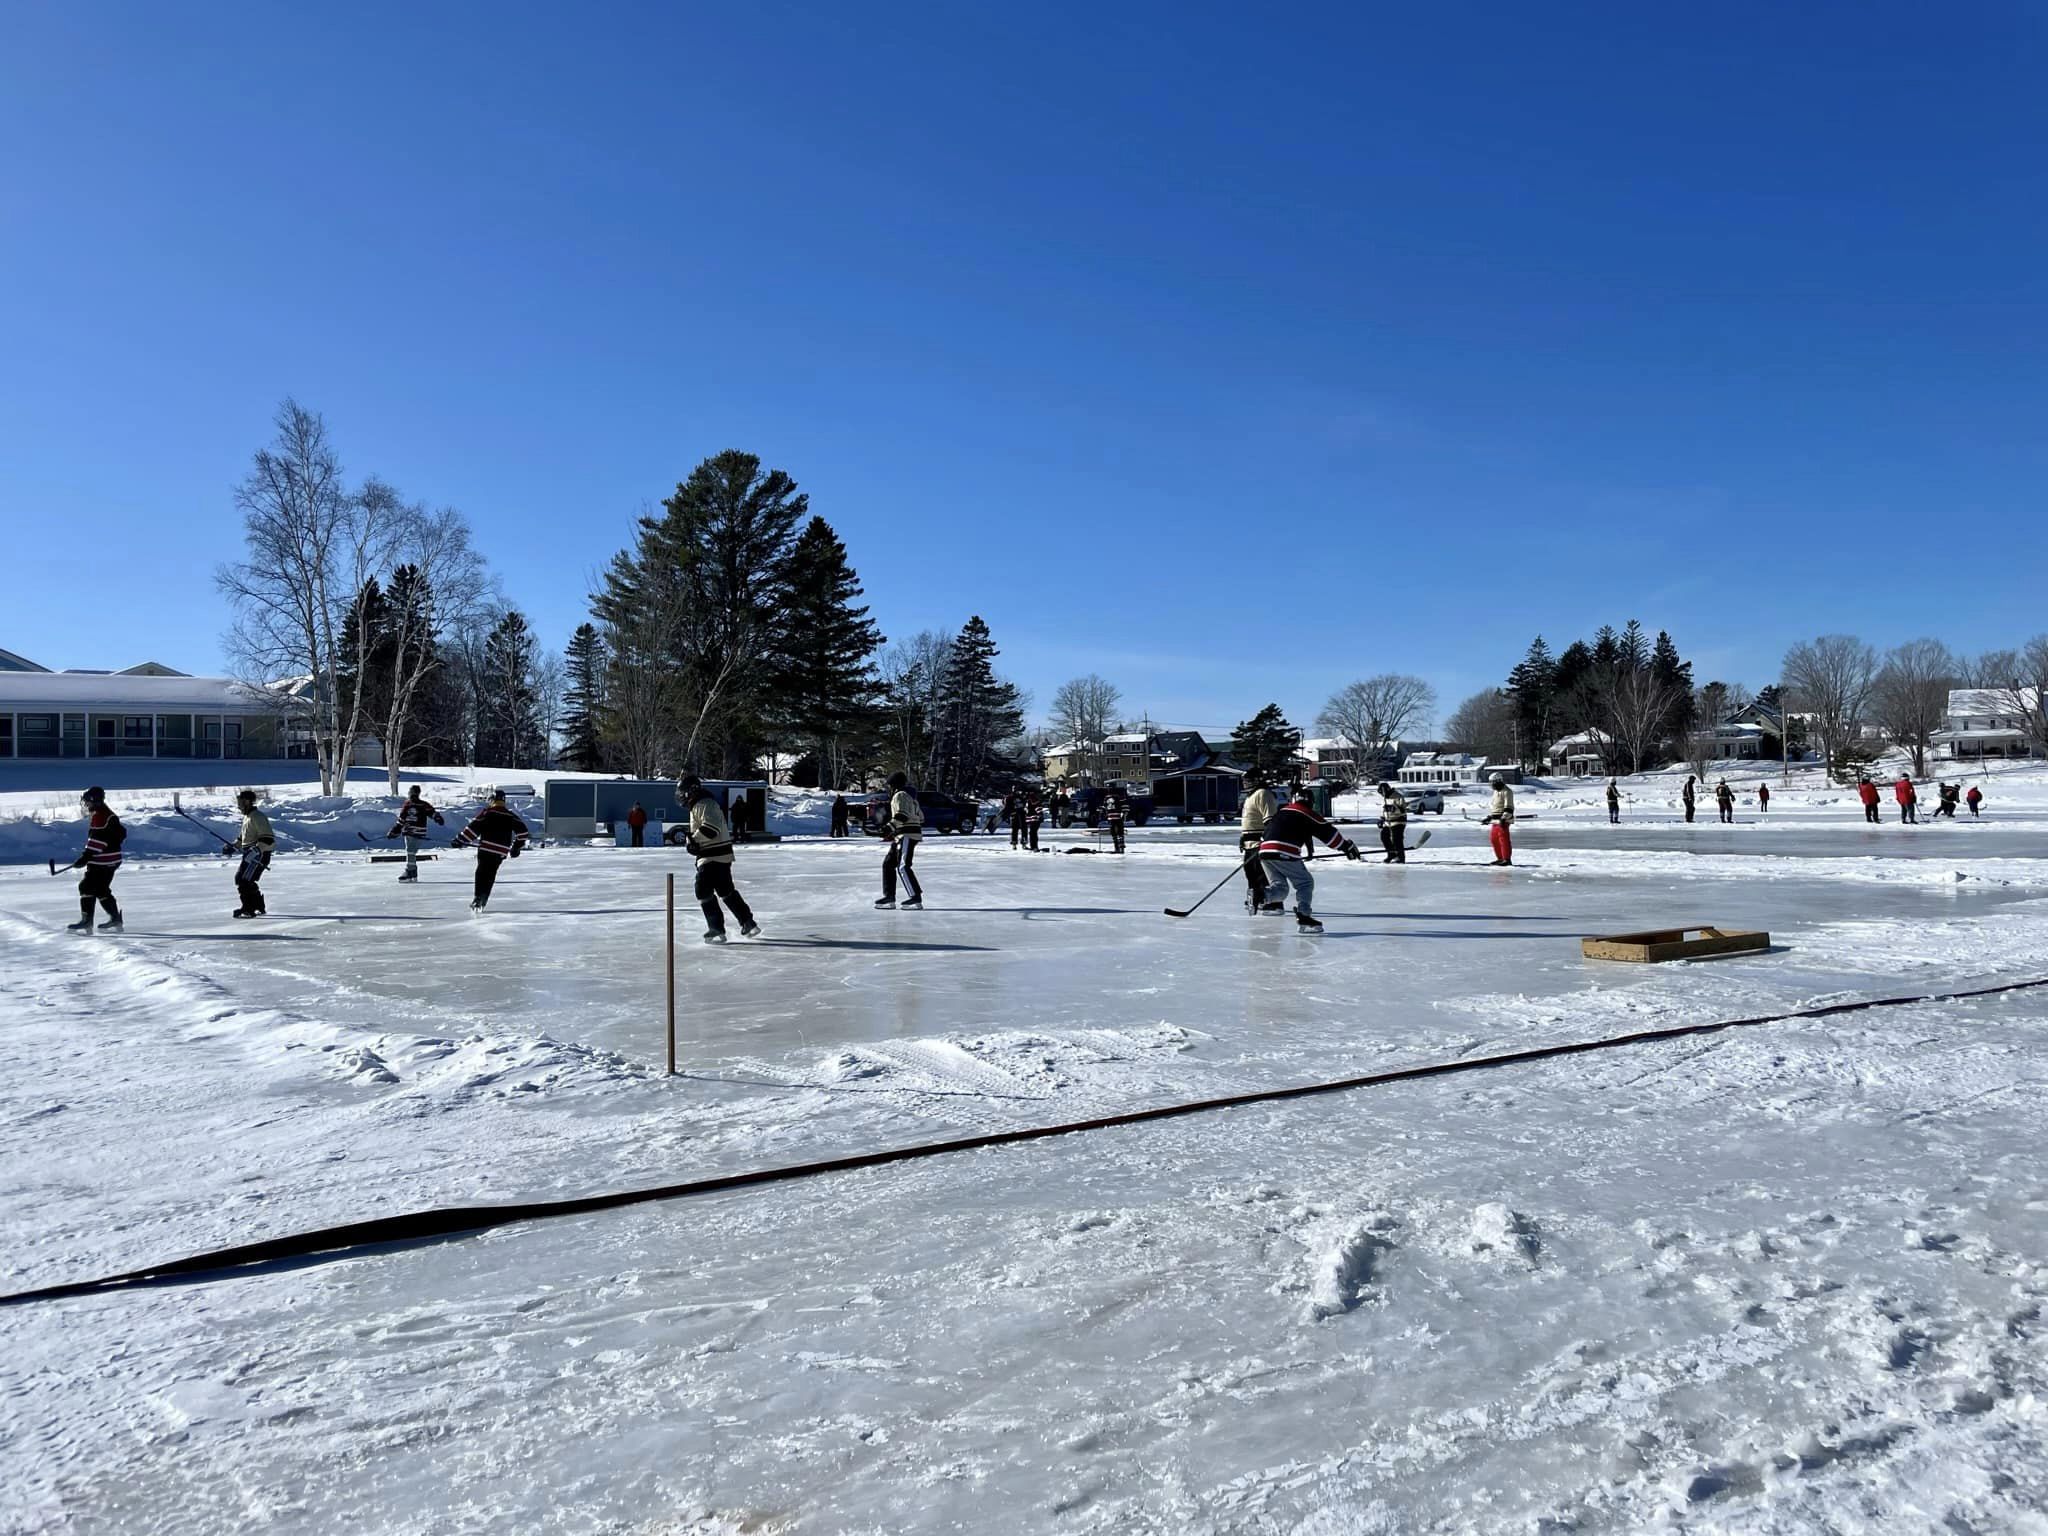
{"left": 0, "top": 788, "right": 528, "bottom": 866}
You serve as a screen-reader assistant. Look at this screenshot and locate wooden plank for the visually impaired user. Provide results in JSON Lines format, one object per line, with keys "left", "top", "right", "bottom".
{"left": 1581, "top": 927, "right": 1769, "bottom": 963}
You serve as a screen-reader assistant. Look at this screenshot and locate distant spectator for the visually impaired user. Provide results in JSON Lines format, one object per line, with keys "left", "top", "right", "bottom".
{"left": 1757, "top": 782, "right": 1770, "bottom": 813}
{"left": 626, "top": 801, "right": 648, "bottom": 847}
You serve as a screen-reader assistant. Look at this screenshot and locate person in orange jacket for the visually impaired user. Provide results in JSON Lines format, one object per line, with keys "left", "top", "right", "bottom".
{"left": 1894, "top": 775, "right": 1918, "bottom": 825}
{"left": 626, "top": 801, "right": 649, "bottom": 847}
{"left": 1857, "top": 777, "right": 1881, "bottom": 825}
{"left": 1966, "top": 784, "right": 1983, "bottom": 817}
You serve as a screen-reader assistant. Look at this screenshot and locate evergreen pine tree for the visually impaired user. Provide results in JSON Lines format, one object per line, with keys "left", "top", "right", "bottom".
{"left": 766, "top": 517, "right": 884, "bottom": 789}
{"left": 1505, "top": 637, "right": 1558, "bottom": 768}
{"left": 1229, "top": 704, "right": 1303, "bottom": 782}
{"left": 561, "top": 623, "right": 609, "bottom": 771}
{"left": 476, "top": 610, "right": 544, "bottom": 768}
{"left": 933, "top": 617, "right": 1023, "bottom": 793}
{"left": 1651, "top": 629, "right": 1695, "bottom": 749}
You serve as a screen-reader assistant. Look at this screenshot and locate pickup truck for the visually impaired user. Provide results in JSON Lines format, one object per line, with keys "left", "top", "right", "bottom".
{"left": 857, "top": 788, "right": 982, "bottom": 836}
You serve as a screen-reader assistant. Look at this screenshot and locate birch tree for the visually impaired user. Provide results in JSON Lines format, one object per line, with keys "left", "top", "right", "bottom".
{"left": 217, "top": 400, "right": 400, "bottom": 793}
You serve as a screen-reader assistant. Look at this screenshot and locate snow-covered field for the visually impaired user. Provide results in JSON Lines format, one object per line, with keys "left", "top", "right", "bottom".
{"left": 7, "top": 766, "right": 2048, "bottom": 1532}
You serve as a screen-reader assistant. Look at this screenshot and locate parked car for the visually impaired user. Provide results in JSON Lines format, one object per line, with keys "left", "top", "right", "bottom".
{"left": 1401, "top": 786, "right": 1445, "bottom": 814}
{"left": 1066, "top": 783, "right": 1155, "bottom": 828}
{"left": 856, "top": 788, "right": 981, "bottom": 835}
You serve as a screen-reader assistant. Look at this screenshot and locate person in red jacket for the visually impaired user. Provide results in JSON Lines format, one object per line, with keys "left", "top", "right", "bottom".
{"left": 65, "top": 786, "right": 126, "bottom": 933}
{"left": 1894, "top": 775, "right": 1918, "bottom": 824}
{"left": 1756, "top": 782, "right": 1770, "bottom": 813}
{"left": 1967, "top": 784, "right": 1983, "bottom": 817}
{"left": 1857, "top": 777, "right": 1881, "bottom": 825}
{"left": 626, "top": 801, "right": 649, "bottom": 847}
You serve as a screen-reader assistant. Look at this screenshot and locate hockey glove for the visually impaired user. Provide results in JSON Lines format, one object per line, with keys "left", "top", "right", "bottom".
{"left": 1343, "top": 841, "right": 1362, "bottom": 860}
{"left": 510, "top": 844, "right": 522, "bottom": 858}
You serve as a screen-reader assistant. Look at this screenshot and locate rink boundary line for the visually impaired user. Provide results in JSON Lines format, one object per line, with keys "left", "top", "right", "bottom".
{"left": 7, "top": 972, "right": 2048, "bottom": 1309}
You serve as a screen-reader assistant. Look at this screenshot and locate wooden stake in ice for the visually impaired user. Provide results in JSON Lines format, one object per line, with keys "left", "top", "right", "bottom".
{"left": 666, "top": 872, "right": 677, "bottom": 1076}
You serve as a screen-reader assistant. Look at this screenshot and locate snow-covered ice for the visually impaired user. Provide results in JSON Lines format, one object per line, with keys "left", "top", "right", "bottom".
{"left": 6, "top": 767, "right": 2048, "bottom": 1532}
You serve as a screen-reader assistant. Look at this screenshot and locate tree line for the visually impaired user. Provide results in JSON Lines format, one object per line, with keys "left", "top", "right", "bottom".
{"left": 571, "top": 449, "right": 1029, "bottom": 792}
{"left": 1443, "top": 622, "right": 2048, "bottom": 782}
{"left": 217, "top": 399, "right": 554, "bottom": 794}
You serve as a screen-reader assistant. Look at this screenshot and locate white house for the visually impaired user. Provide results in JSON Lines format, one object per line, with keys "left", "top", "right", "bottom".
{"left": 1396, "top": 750, "right": 1505, "bottom": 787}
{"left": 1545, "top": 730, "right": 1611, "bottom": 778}
{"left": 1298, "top": 736, "right": 1402, "bottom": 783}
{"left": 1934, "top": 688, "right": 2042, "bottom": 763}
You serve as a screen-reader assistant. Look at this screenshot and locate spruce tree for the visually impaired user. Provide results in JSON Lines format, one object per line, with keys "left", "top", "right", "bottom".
{"left": 476, "top": 610, "right": 543, "bottom": 768}
{"left": 1229, "top": 704, "right": 1303, "bottom": 782}
{"left": 1505, "top": 637, "right": 1558, "bottom": 768}
{"left": 1651, "top": 629, "right": 1695, "bottom": 748}
{"left": 766, "top": 517, "right": 884, "bottom": 789}
{"left": 561, "top": 623, "right": 609, "bottom": 771}
{"left": 933, "top": 617, "right": 1023, "bottom": 793}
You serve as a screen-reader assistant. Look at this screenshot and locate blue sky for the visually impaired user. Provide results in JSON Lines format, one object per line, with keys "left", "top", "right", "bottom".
{"left": 4, "top": 3, "right": 2043, "bottom": 735}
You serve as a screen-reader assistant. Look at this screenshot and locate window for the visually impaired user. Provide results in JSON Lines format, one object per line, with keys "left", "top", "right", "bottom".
{"left": 17, "top": 714, "right": 59, "bottom": 758}
{"left": 0, "top": 716, "right": 10, "bottom": 757}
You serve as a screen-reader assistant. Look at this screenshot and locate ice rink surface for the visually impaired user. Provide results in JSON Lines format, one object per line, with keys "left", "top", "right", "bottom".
{"left": 7, "top": 806, "right": 2048, "bottom": 1533}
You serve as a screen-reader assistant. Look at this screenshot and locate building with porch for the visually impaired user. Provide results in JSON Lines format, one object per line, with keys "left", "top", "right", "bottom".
{"left": 1934, "top": 688, "right": 2043, "bottom": 763}
{"left": 0, "top": 654, "right": 314, "bottom": 762}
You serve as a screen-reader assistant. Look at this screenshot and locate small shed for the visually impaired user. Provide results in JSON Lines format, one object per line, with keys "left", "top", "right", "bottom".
{"left": 1150, "top": 755, "right": 1244, "bottom": 824}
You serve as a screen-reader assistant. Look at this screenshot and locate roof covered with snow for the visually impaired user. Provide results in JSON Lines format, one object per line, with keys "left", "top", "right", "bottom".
{"left": 0, "top": 672, "right": 283, "bottom": 713}
{"left": 1947, "top": 687, "right": 2042, "bottom": 717}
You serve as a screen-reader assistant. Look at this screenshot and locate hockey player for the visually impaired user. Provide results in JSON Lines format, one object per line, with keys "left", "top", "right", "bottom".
{"left": 1681, "top": 775, "right": 1698, "bottom": 824}
{"left": 1376, "top": 781, "right": 1408, "bottom": 863}
{"left": 1967, "top": 784, "right": 1983, "bottom": 817}
{"left": 454, "top": 789, "right": 529, "bottom": 912}
{"left": 1757, "top": 782, "right": 1770, "bottom": 813}
{"left": 387, "top": 785, "right": 444, "bottom": 881}
{"left": 876, "top": 771, "right": 924, "bottom": 909}
{"left": 224, "top": 788, "right": 276, "bottom": 918}
{"left": 1481, "top": 773, "right": 1516, "bottom": 865}
{"left": 1005, "top": 787, "right": 1026, "bottom": 850}
{"left": 1895, "top": 774, "right": 1919, "bottom": 825}
{"left": 1857, "top": 776, "right": 1881, "bottom": 824}
{"left": 1935, "top": 781, "right": 1961, "bottom": 818}
{"left": 681, "top": 774, "right": 758, "bottom": 943}
{"left": 1256, "top": 787, "right": 1361, "bottom": 932}
{"left": 1715, "top": 779, "right": 1735, "bottom": 824}
{"left": 829, "top": 794, "right": 850, "bottom": 837}
{"left": 1239, "top": 776, "right": 1279, "bottom": 911}
{"left": 64, "top": 786, "right": 125, "bottom": 933}
{"left": 1103, "top": 786, "right": 1128, "bottom": 853}
{"left": 1025, "top": 790, "right": 1045, "bottom": 852}
{"left": 1605, "top": 779, "right": 1621, "bottom": 824}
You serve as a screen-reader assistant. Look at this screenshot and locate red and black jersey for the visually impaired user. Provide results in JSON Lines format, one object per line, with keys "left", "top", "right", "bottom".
{"left": 1103, "top": 796, "right": 1127, "bottom": 824}
{"left": 82, "top": 806, "right": 126, "bottom": 868}
{"left": 1259, "top": 804, "right": 1346, "bottom": 860}
{"left": 396, "top": 799, "right": 439, "bottom": 837}
{"left": 457, "top": 806, "right": 529, "bottom": 857}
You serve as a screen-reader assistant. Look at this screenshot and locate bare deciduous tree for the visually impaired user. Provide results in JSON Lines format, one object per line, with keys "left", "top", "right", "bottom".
{"left": 1314, "top": 674, "right": 1438, "bottom": 781}
{"left": 1782, "top": 634, "right": 1878, "bottom": 783}
{"left": 1444, "top": 688, "right": 1516, "bottom": 765}
{"left": 216, "top": 400, "right": 401, "bottom": 793}
{"left": 1046, "top": 675, "right": 1123, "bottom": 782}
{"left": 372, "top": 496, "right": 492, "bottom": 793}
{"left": 1870, "top": 638, "right": 1959, "bottom": 777}
{"left": 877, "top": 630, "right": 953, "bottom": 784}
{"left": 1976, "top": 635, "right": 2048, "bottom": 760}
{"left": 1597, "top": 664, "right": 1683, "bottom": 776}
